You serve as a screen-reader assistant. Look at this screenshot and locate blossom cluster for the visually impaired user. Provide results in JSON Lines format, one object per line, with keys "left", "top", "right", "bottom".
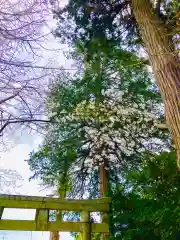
{"left": 48, "top": 86, "right": 164, "bottom": 171}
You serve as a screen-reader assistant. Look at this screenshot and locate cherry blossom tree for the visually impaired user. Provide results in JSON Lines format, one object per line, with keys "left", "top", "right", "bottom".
{"left": 28, "top": 46, "right": 170, "bottom": 198}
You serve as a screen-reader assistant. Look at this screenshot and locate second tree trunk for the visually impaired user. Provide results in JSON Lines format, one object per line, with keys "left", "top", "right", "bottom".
{"left": 132, "top": 0, "right": 180, "bottom": 167}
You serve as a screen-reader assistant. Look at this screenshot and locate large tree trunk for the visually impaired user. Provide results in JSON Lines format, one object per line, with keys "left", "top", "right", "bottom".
{"left": 49, "top": 187, "right": 66, "bottom": 240}
{"left": 132, "top": 0, "right": 180, "bottom": 167}
{"left": 99, "top": 165, "right": 108, "bottom": 198}
{"left": 49, "top": 232, "right": 59, "bottom": 240}
{"left": 99, "top": 164, "right": 109, "bottom": 240}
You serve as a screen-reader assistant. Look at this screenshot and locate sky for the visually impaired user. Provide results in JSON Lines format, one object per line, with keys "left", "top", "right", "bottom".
{"left": 0, "top": 135, "right": 73, "bottom": 240}
{"left": 0, "top": 0, "right": 74, "bottom": 239}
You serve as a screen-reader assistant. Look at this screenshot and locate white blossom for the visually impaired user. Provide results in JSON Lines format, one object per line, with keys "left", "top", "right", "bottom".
{"left": 48, "top": 79, "right": 166, "bottom": 172}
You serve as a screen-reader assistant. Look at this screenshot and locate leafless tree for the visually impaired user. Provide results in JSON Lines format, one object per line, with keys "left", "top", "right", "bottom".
{"left": 0, "top": 169, "right": 23, "bottom": 194}
{"left": 0, "top": 0, "right": 64, "bottom": 141}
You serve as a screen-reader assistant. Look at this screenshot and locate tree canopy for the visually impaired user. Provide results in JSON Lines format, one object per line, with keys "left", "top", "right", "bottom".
{"left": 52, "top": 0, "right": 180, "bottom": 168}
{"left": 111, "top": 151, "right": 180, "bottom": 239}
{"left": 53, "top": 0, "right": 179, "bottom": 49}
{"left": 27, "top": 1, "right": 180, "bottom": 239}
{"left": 28, "top": 46, "right": 170, "bottom": 198}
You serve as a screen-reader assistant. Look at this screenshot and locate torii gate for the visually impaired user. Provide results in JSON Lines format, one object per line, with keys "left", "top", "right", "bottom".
{"left": 0, "top": 194, "right": 110, "bottom": 240}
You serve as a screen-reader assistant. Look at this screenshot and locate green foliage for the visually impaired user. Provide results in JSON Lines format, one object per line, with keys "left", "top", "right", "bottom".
{"left": 110, "top": 151, "right": 180, "bottom": 239}
{"left": 54, "top": 0, "right": 180, "bottom": 51}
{"left": 26, "top": 1, "right": 180, "bottom": 239}
{"left": 74, "top": 233, "right": 100, "bottom": 240}
{"left": 27, "top": 3, "right": 180, "bottom": 237}
{"left": 28, "top": 45, "right": 169, "bottom": 199}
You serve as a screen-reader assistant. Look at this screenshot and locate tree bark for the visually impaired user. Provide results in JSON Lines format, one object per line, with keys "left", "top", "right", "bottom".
{"left": 99, "top": 165, "right": 108, "bottom": 198}
{"left": 49, "top": 187, "right": 66, "bottom": 240}
{"left": 132, "top": 0, "right": 180, "bottom": 167}
{"left": 49, "top": 232, "right": 59, "bottom": 240}
{"left": 99, "top": 164, "right": 109, "bottom": 240}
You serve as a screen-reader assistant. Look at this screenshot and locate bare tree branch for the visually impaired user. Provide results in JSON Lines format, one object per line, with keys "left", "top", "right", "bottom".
{"left": 0, "top": 0, "right": 65, "bottom": 142}
{"left": 0, "top": 93, "right": 19, "bottom": 105}
{"left": 0, "top": 59, "right": 76, "bottom": 71}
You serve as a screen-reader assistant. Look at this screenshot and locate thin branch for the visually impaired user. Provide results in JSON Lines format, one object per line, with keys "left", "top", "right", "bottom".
{"left": 0, "top": 59, "right": 77, "bottom": 71}
{"left": 154, "top": 123, "right": 168, "bottom": 129}
{"left": 0, "top": 92, "right": 19, "bottom": 105}
{"left": 0, "top": 115, "right": 11, "bottom": 136}
{"left": 1, "top": 118, "right": 53, "bottom": 124}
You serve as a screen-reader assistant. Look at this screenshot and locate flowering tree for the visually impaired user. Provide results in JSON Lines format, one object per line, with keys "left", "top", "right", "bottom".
{"left": 28, "top": 46, "right": 170, "bottom": 198}
{"left": 53, "top": 0, "right": 180, "bottom": 167}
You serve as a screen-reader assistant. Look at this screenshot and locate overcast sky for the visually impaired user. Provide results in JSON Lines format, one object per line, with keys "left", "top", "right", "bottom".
{"left": 0, "top": 136, "right": 73, "bottom": 240}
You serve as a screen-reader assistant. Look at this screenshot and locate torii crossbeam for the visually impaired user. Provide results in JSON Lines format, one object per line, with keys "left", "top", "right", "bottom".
{"left": 0, "top": 194, "right": 110, "bottom": 237}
